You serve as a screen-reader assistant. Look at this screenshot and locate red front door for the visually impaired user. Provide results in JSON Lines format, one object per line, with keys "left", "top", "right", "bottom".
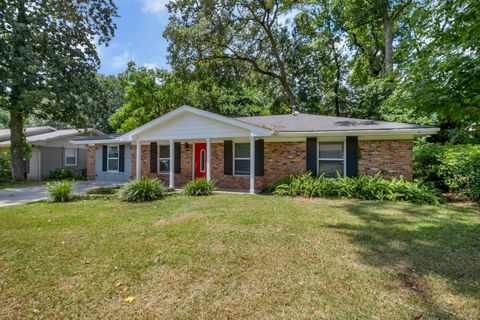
{"left": 194, "top": 143, "right": 207, "bottom": 179}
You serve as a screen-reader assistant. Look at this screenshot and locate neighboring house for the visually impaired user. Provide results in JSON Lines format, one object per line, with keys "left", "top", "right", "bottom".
{"left": 0, "top": 126, "right": 56, "bottom": 142}
{"left": 0, "top": 128, "right": 103, "bottom": 180}
{"left": 73, "top": 106, "right": 439, "bottom": 193}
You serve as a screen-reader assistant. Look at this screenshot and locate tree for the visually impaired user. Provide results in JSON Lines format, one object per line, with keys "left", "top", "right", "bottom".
{"left": 164, "top": 0, "right": 298, "bottom": 109}
{"left": 0, "top": 0, "right": 117, "bottom": 180}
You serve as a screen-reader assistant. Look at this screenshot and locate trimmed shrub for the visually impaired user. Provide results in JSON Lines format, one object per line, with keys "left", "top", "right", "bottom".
{"left": 117, "top": 178, "right": 166, "bottom": 202}
{"left": 183, "top": 179, "right": 215, "bottom": 196}
{"left": 86, "top": 186, "right": 120, "bottom": 195}
{"left": 47, "top": 180, "right": 74, "bottom": 202}
{"left": 273, "top": 172, "right": 442, "bottom": 205}
{"left": 49, "top": 168, "right": 75, "bottom": 180}
{"left": 440, "top": 145, "right": 480, "bottom": 201}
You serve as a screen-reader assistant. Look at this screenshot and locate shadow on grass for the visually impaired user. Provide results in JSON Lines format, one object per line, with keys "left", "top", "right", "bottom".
{"left": 329, "top": 202, "right": 480, "bottom": 319}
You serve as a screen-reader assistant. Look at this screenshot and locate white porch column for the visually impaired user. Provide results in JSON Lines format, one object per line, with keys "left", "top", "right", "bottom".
{"left": 135, "top": 142, "right": 141, "bottom": 181}
{"left": 169, "top": 139, "right": 174, "bottom": 188}
{"left": 249, "top": 135, "right": 255, "bottom": 194}
{"left": 206, "top": 138, "right": 211, "bottom": 181}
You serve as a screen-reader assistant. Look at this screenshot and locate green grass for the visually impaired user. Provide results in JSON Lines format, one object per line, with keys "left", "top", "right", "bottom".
{"left": 0, "top": 195, "right": 478, "bottom": 319}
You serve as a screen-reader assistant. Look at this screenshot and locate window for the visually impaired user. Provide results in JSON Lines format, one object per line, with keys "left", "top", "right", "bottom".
{"left": 158, "top": 145, "right": 170, "bottom": 174}
{"left": 65, "top": 148, "right": 77, "bottom": 166}
{"left": 200, "top": 149, "right": 205, "bottom": 172}
{"left": 107, "top": 145, "right": 119, "bottom": 171}
{"left": 318, "top": 141, "right": 344, "bottom": 178}
{"left": 234, "top": 142, "right": 250, "bottom": 175}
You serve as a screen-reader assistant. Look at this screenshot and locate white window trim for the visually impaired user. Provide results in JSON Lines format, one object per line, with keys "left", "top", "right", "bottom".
{"left": 317, "top": 138, "right": 346, "bottom": 178}
{"left": 107, "top": 145, "right": 120, "bottom": 172}
{"left": 233, "top": 141, "right": 250, "bottom": 177}
{"left": 157, "top": 144, "right": 170, "bottom": 175}
{"left": 64, "top": 148, "right": 77, "bottom": 167}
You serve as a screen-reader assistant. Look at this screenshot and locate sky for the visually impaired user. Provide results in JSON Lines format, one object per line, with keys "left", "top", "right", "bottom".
{"left": 98, "top": 0, "right": 171, "bottom": 75}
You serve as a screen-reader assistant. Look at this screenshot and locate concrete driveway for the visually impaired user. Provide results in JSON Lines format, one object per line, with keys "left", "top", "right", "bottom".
{"left": 0, "top": 181, "right": 124, "bottom": 207}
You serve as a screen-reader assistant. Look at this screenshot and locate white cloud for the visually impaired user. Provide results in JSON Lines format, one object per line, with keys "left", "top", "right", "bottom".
{"left": 142, "top": 0, "right": 169, "bottom": 13}
{"left": 111, "top": 51, "right": 134, "bottom": 69}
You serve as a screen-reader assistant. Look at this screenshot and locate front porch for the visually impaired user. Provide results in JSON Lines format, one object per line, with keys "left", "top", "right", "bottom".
{"left": 132, "top": 137, "right": 258, "bottom": 194}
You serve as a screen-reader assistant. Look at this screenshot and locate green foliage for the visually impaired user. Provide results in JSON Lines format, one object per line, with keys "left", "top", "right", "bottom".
{"left": 273, "top": 172, "right": 442, "bottom": 205}
{"left": 413, "top": 142, "right": 446, "bottom": 189}
{"left": 86, "top": 187, "right": 120, "bottom": 195}
{"left": 183, "top": 179, "right": 216, "bottom": 196}
{"left": 117, "top": 178, "right": 166, "bottom": 202}
{"left": 49, "top": 169, "right": 75, "bottom": 181}
{"left": 439, "top": 145, "right": 480, "bottom": 202}
{"left": 47, "top": 180, "right": 74, "bottom": 202}
{"left": 0, "top": 152, "right": 11, "bottom": 182}
{"left": 0, "top": 0, "right": 117, "bottom": 180}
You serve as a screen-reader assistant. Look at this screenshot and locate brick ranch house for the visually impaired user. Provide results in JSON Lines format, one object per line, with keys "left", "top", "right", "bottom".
{"left": 72, "top": 106, "right": 439, "bottom": 193}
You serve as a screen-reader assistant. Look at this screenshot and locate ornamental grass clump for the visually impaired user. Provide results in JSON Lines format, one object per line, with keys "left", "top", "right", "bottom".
{"left": 47, "top": 180, "right": 74, "bottom": 202}
{"left": 117, "top": 178, "right": 166, "bottom": 202}
{"left": 273, "top": 172, "right": 442, "bottom": 205}
{"left": 183, "top": 179, "right": 215, "bottom": 196}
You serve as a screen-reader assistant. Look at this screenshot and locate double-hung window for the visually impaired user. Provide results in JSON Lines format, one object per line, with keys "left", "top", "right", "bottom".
{"left": 65, "top": 148, "right": 77, "bottom": 166}
{"left": 158, "top": 145, "right": 170, "bottom": 174}
{"left": 107, "top": 145, "right": 119, "bottom": 171}
{"left": 234, "top": 142, "right": 250, "bottom": 175}
{"left": 318, "top": 141, "right": 345, "bottom": 178}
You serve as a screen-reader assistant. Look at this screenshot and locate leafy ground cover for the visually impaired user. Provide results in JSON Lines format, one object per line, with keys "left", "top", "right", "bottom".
{"left": 0, "top": 195, "right": 478, "bottom": 319}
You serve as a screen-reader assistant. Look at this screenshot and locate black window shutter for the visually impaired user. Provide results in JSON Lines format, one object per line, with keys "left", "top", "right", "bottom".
{"left": 102, "top": 145, "right": 107, "bottom": 172}
{"left": 255, "top": 139, "right": 264, "bottom": 176}
{"left": 150, "top": 142, "right": 157, "bottom": 173}
{"left": 224, "top": 140, "right": 233, "bottom": 175}
{"left": 346, "top": 136, "right": 358, "bottom": 177}
{"left": 306, "top": 137, "right": 317, "bottom": 175}
{"left": 119, "top": 145, "right": 125, "bottom": 172}
{"left": 174, "top": 142, "right": 181, "bottom": 173}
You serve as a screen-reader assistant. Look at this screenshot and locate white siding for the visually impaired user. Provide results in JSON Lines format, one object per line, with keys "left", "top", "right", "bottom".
{"left": 136, "top": 113, "right": 250, "bottom": 141}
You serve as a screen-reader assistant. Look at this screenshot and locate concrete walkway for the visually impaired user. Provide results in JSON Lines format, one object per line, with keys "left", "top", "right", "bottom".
{"left": 0, "top": 181, "right": 123, "bottom": 207}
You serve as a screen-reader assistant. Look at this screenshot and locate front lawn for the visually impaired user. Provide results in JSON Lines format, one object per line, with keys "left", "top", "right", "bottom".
{"left": 0, "top": 195, "right": 478, "bottom": 319}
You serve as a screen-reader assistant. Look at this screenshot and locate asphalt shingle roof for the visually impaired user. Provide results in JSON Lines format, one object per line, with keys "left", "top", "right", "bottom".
{"left": 73, "top": 133, "right": 123, "bottom": 141}
{"left": 235, "top": 113, "right": 434, "bottom": 132}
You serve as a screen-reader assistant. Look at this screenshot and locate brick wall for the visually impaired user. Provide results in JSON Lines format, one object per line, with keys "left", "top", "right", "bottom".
{"left": 211, "top": 141, "right": 306, "bottom": 190}
{"left": 87, "top": 146, "right": 95, "bottom": 181}
{"left": 100, "top": 138, "right": 415, "bottom": 189}
{"left": 358, "top": 139, "right": 413, "bottom": 180}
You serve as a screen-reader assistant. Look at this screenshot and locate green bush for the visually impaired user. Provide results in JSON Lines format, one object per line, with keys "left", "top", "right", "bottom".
{"left": 0, "top": 152, "right": 11, "bottom": 182}
{"left": 413, "top": 142, "right": 446, "bottom": 189}
{"left": 439, "top": 145, "right": 480, "bottom": 201}
{"left": 273, "top": 172, "right": 442, "bottom": 205}
{"left": 86, "top": 186, "right": 120, "bottom": 195}
{"left": 47, "top": 180, "right": 74, "bottom": 202}
{"left": 117, "top": 178, "right": 166, "bottom": 202}
{"left": 49, "top": 168, "right": 75, "bottom": 180}
{"left": 413, "top": 143, "right": 480, "bottom": 202}
{"left": 183, "top": 179, "right": 215, "bottom": 196}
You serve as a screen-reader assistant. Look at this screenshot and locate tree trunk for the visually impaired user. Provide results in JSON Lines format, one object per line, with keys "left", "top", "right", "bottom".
{"left": 9, "top": 109, "right": 26, "bottom": 181}
{"left": 382, "top": 10, "right": 394, "bottom": 73}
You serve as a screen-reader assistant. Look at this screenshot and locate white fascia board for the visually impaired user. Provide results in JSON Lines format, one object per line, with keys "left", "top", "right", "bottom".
{"left": 275, "top": 127, "right": 440, "bottom": 137}
{"left": 119, "top": 105, "right": 272, "bottom": 140}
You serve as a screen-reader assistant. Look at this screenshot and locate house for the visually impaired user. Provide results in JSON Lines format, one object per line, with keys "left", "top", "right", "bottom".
{"left": 0, "top": 128, "right": 103, "bottom": 180}
{"left": 72, "top": 106, "right": 439, "bottom": 193}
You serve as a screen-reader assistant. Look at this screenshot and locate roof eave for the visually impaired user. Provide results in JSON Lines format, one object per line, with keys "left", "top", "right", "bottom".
{"left": 274, "top": 127, "right": 440, "bottom": 136}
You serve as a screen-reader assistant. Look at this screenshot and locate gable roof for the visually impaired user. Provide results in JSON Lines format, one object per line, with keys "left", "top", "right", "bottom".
{"left": 0, "top": 126, "right": 56, "bottom": 142}
{"left": 236, "top": 113, "right": 438, "bottom": 135}
{"left": 118, "top": 105, "right": 272, "bottom": 141}
{"left": 0, "top": 128, "right": 103, "bottom": 147}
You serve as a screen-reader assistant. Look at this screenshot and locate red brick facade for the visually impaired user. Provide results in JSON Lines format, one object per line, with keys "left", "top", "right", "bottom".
{"left": 358, "top": 139, "right": 413, "bottom": 180}
{"left": 87, "top": 146, "right": 96, "bottom": 181}
{"left": 102, "top": 138, "right": 414, "bottom": 190}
